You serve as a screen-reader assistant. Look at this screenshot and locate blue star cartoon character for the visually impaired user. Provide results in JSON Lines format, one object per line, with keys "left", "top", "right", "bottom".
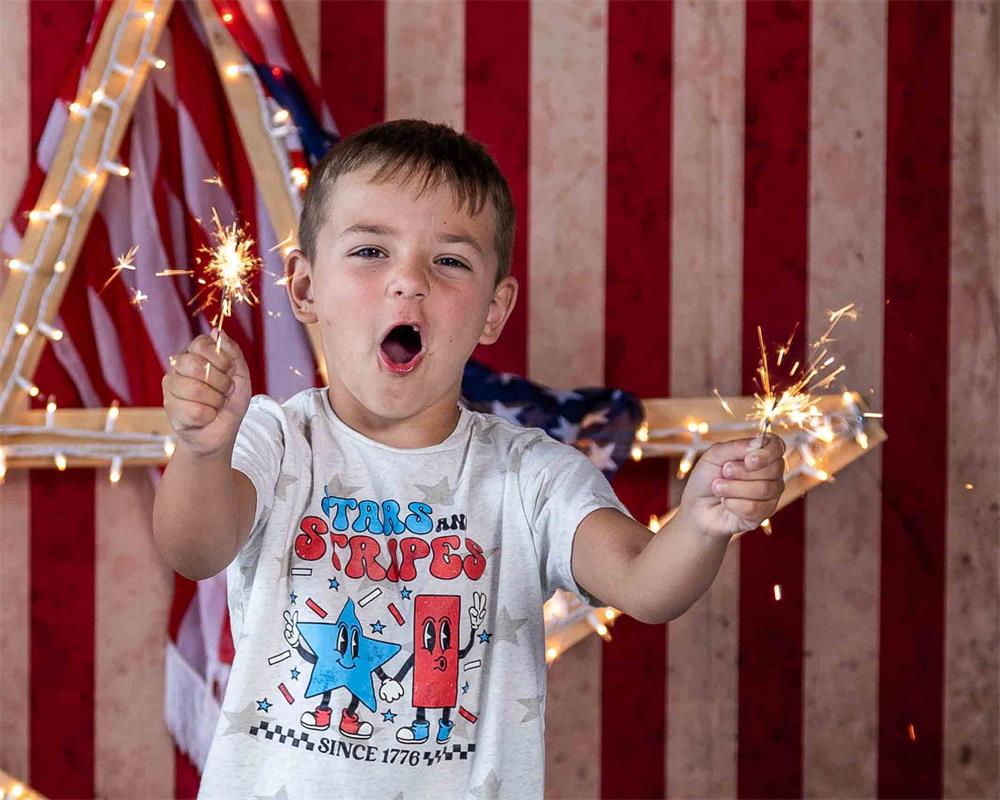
{"left": 378, "top": 592, "right": 487, "bottom": 745}
{"left": 283, "top": 598, "right": 401, "bottom": 739}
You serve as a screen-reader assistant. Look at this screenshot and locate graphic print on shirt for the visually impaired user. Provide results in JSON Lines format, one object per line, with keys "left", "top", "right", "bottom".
{"left": 249, "top": 478, "right": 493, "bottom": 767}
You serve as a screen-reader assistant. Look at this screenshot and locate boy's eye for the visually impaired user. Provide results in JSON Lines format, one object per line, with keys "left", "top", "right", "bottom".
{"left": 437, "top": 257, "right": 470, "bottom": 270}
{"left": 352, "top": 247, "right": 385, "bottom": 258}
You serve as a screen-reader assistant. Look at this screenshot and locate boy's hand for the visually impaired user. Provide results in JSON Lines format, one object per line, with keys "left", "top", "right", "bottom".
{"left": 163, "top": 329, "right": 252, "bottom": 457}
{"left": 678, "top": 435, "right": 786, "bottom": 537}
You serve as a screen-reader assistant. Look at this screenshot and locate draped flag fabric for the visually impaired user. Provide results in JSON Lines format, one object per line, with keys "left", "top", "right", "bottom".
{"left": 0, "top": 2, "right": 996, "bottom": 800}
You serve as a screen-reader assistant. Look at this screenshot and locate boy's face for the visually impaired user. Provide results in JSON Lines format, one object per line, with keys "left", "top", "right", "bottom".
{"left": 285, "top": 164, "right": 517, "bottom": 423}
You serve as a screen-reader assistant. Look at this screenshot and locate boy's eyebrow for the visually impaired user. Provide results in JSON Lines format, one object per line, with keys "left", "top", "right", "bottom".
{"left": 340, "top": 223, "right": 485, "bottom": 257}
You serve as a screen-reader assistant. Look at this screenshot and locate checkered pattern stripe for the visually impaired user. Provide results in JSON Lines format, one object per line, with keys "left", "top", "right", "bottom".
{"left": 249, "top": 720, "right": 316, "bottom": 751}
{"left": 422, "top": 742, "right": 477, "bottom": 766}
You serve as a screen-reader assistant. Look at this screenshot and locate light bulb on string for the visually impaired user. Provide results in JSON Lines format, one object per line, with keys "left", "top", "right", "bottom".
{"left": 109, "top": 456, "right": 123, "bottom": 484}
{"left": 45, "top": 396, "right": 57, "bottom": 427}
{"left": 14, "top": 375, "right": 39, "bottom": 397}
{"left": 105, "top": 400, "right": 120, "bottom": 432}
{"left": 38, "top": 322, "right": 63, "bottom": 341}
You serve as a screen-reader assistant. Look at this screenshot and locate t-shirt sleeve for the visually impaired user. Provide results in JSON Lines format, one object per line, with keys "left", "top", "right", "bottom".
{"left": 516, "top": 432, "right": 634, "bottom": 607}
{"left": 231, "top": 394, "right": 285, "bottom": 543}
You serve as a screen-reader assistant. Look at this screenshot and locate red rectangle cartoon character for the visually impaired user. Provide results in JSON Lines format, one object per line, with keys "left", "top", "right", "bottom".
{"left": 413, "top": 594, "right": 459, "bottom": 708}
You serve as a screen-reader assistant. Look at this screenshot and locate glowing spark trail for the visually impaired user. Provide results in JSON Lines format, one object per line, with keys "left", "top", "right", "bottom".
{"left": 98, "top": 246, "right": 139, "bottom": 295}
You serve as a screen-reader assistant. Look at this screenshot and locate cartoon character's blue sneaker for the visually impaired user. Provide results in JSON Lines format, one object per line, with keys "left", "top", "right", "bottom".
{"left": 436, "top": 718, "right": 454, "bottom": 744}
{"left": 396, "top": 718, "right": 430, "bottom": 745}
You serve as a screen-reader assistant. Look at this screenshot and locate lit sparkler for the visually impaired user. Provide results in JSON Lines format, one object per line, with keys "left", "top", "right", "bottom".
{"left": 189, "top": 209, "right": 262, "bottom": 374}
{"left": 743, "top": 303, "right": 858, "bottom": 446}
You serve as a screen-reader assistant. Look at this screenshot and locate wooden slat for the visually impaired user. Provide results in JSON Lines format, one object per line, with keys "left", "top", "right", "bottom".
{"left": 191, "top": 0, "right": 327, "bottom": 384}
{"left": 0, "top": 0, "right": 174, "bottom": 422}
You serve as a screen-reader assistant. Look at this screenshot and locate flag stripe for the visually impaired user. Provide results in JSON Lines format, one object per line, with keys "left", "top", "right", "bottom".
{"left": 465, "top": 0, "right": 530, "bottom": 377}
{"left": 802, "top": 2, "right": 886, "bottom": 796}
{"left": 738, "top": 2, "right": 811, "bottom": 796}
{"left": 94, "top": 472, "right": 174, "bottom": 798}
{"left": 319, "top": 0, "right": 385, "bottom": 136}
{"left": 879, "top": 2, "right": 953, "bottom": 795}
{"left": 385, "top": 0, "right": 464, "bottom": 131}
{"left": 666, "top": 1, "right": 745, "bottom": 796}
{"left": 945, "top": 3, "right": 1000, "bottom": 796}
{"left": 529, "top": 3, "right": 608, "bottom": 797}
{"left": 601, "top": 1, "right": 673, "bottom": 796}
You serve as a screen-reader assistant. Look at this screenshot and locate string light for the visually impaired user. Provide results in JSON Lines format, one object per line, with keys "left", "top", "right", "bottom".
{"left": 149, "top": 56, "right": 167, "bottom": 70}
{"left": 164, "top": 437, "right": 176, "bottom": 457}
{"left": 54, "top": 452, "right": 67, "bottom": 471}
{"left": 648, "top": 514, "right": 661, "bottom": 533}
{"left": 6, "top": 258, "right": 31, "bottom": 273}
{"left": 45, "top": 397, "right": 57, "bottom": 427}
{"left": 773, "top": 584, "right": 782, "bottom": 601}
{"left": 630, "top": 444, "right": 643, "bottom": 462}
{"left": 102, "top": 160, "right": 130, "bottom": 177}
{"left": 272, "top": 109, "right": 290, "bottom": 125}
{"left": 545, "top": 647, "right": 559, "bottom": 664}
{"left": 109, "top": 455, "right": 123, "bottom": 484}
{"left": 14, "top": 323, "right": 29, "bottom": 336}
{"left": 54, "top": 260, "right": 67, "bottom": 273}
{"left": 38, "top": 322, "right": 63, "bottom": 341}
{"left": 290, "top": 167, "right": 308, "bottom": 189}
{"left": 104, "top": 400, "right": 120, "bottom": 432}
{"left": 14, "top": 376, "right": 39, "bottom": 397}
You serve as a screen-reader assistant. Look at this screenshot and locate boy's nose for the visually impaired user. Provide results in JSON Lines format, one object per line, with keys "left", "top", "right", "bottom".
{"left": 386, "top": 261, "right": 429, "bottom": 299}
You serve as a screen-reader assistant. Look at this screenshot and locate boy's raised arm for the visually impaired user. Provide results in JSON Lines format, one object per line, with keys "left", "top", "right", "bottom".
{"left": 152, "top": 330, "right": 256, "bottom": 581}
{"left": 572, "top": 436, "right": 785, "bottom": 624}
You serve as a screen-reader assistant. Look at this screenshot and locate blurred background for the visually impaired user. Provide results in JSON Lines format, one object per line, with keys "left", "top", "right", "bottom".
{"left": 0, "top": 1, "right": 996, "bottom": 798}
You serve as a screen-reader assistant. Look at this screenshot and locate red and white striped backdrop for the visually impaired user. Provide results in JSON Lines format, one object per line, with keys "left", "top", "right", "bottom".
{"left": 0, "top": 1, "right": 997, "bottom": 798}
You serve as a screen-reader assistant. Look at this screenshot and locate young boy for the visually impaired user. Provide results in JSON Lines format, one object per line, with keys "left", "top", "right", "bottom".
{"left": 153, "top": 119, "right": 784, "bottom": 799}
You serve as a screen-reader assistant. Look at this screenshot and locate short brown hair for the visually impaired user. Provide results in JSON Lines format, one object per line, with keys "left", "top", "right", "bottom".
{"left": 298, "top": 119, "right": 515, "bottom": 283}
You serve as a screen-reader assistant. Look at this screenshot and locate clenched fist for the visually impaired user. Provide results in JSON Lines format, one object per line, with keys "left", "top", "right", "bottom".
{"left": 162, "top": 329, "right": 252, "bottom": 457}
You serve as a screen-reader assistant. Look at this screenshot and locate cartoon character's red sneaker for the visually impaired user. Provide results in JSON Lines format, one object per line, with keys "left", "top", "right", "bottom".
{"left": 339, "top": 707, "right": 373, "bottom": 740}
{"left": 300, "top": 706, "right": 332, "bottom": 731}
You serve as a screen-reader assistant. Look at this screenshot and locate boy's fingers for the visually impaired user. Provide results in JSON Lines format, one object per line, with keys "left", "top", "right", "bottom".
{"left": 210, "top": 329, "right": 250, "bottom": 375}
{"left": 172, "top": 354, "right": 233, "bottom": 397}
{"left": 167, "top": 373, "right": 228, "bottom": 409}
{"left": 189, "top": 334, "right": 234, "bottom": 374}
{"left": 702, "top": 438, "right": 763, "bottom": 465}
{"left": 712, "top": 478, "right": 779, "bottom": 501}
{"left": 722, "top": 460, "right": 783, "bottom": 481}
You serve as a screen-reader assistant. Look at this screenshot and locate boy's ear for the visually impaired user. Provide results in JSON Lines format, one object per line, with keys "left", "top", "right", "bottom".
{"left": 285, "top": 248, "right": 318, "bottom": 324}
{"left": 479, "top": 275, "right": 518, "bottom": 346}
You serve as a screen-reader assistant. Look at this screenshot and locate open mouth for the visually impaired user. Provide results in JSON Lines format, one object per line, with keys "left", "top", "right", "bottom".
{"left": 379, "top": 324, "right": 425, "bottom": 375}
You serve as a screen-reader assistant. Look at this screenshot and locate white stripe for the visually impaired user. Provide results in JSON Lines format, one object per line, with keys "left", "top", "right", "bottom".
{"left": 238, "top": 0, "right": 294, "bottom": 72}
{"left": 385, "top": 0, "right": 465, "bottom": 131}
{"left": 50, "top": 312, "right": 104, "bottom": 408}
{"left": 944, "top": 3, "right": 1000, "bottom": 796}
{"left": 95, "top": 470, "right": 174, "bottom": 796}
{"left": 86, "top": 284, "right": 134, "bottom": 403}
{"left": 667, "top": 2, "right": 745, "bottom": 796}
{"left": 0, "top": 468, "right": 30, "bottom": 782}
{"left": 803, "top": 3, "right": 886, "bottom": 796}
{"left": 37, "top": 101, "right": 68, "bottom": 173}
{"left": 255, "top": 187, "right": 314, "bottom": 400}
{"left": 528, "top": 2, "right": 608, "bottom": 796}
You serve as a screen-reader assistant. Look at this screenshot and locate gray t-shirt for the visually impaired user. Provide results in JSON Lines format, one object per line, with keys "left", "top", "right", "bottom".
{"left": 198, "top": 387, "right": 631, "bottom": 799}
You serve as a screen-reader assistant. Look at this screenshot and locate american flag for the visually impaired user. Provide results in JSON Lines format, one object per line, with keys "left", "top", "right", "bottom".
{"left": 0, "top": 2, "right": 996, "bottom": 799}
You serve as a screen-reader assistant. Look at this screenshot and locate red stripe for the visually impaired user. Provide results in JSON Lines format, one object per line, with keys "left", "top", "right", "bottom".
{"left": 878, "top": 2, "right": 952, "bottom": 795}
{"left": 601, "top": 2, "right": 673, "bottom": 796}
{"left": 29, "top": 350, "right": 95, "bottom": 797}
{"left": 320, "top": 0, "right": 385, "bottom": 136}
{"left": 466, "top": 0, "right": 529, "bottom": 377}
{"left": 738, "top": 2, "right": 810, "bottom": 797}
